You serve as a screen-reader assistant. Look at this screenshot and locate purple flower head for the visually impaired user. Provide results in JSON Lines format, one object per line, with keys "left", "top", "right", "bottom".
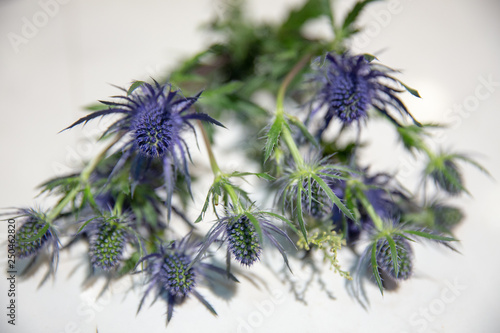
{"left": 331, "top": 170, "right": 407, "bottom": 244}
{"left": 64, "top": 81, "right": 224, "bottom": 212}
{"left": 194, "top": 206, "right": 293, "bottom": 269}
{"left": 276, "top": 156, "right": 345, "bottom": 221}
{"left": 16, "top": 215, "right": 52, "bottom": 258}
{"left": 137, "top": 236, "right": 232, "bottom": 324}
{"left": 160, "top": 252, "right": 196, "bottom": 297}
{"left": 311, "top": 53, "right": 418, "bottom": 133}
{"left": 86, "top": 218, "right": 130, "bottom": 271}
{"left": 226, "top": 215, "right": 262, "bottom": 266}
{"left": 299, "top": 177, "right": 332, "bottom": 219}
{"left": 10, "top": 208, "right": 60, "bottom": 279}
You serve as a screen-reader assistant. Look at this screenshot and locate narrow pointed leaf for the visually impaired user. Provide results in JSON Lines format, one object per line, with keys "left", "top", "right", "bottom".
{"left": 311, "top": 174, "right": 354, "bottom": 220}
{"left": 371, "top": 242, "right": 384, "bottom": 295}
{"left": 404, "top": 230, "right": 456, "bottom": 242}
{"left": 264, "top": 115, "right": 284, "bottom": 162}
{"left": 386, "top": 235, "right": 399, "bottom": 278}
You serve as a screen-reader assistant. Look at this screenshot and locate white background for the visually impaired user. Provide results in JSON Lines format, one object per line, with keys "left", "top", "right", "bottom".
{"left": 1, "top": 0, "right": 500, "bottom": 332}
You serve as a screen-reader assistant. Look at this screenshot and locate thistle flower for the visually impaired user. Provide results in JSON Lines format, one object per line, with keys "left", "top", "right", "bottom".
{"left": 410, "top": 201, "right": 465, "bottom": 233}
{"left": 64, "top": 81, "right": 224, "bottom": 211}
{"left": 10, "top": 208, "right": 60, "bottom": 277}
{"left": 194, "top": 206, "right": 294, "bottom": 268}
{"left": 431, "top": 202, "right": 464, "bottom": 230}
{"left": 331, "top": 170, "right": 406, "bottom": 244}
{"left": 375, "top": 235, "right": 413, "bottom": 280}
{"left": 16, "top": 218, "right": 53, "bottom": 259}
{"left": 352, "top": 220, "right": 456, "bottom": 296}
{"left": 276, "top": 156, "right": 352, "bottom": 241}
{"left": 428, "top": 158, "right": 464, "bottom": 195}
{"left": 226, "top": 215, "right": 262, "bottom": 266}
{"left": 300, "top": 178, "right": 331, "bottom": 219}
{"left": 137, "top": 236, "right": 232, "bottom": 324}
{"left": 311, "top": 53, "right": 418, "bottom": 133}
{"left": 424, "top": 152, "right": 490, "bottom": 196}
{"left": 87, "top": 220, "right": 129, "bottom": 271}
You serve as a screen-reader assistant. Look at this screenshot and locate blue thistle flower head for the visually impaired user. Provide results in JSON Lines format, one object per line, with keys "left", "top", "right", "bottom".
{"left": 9, "top": 208, "right": 60, "bottom": 279}
{"left": 64, "top": 80, "right": 224, "bottom": 211}
{"left": 311, "top": 53, "right": 418, "bottom": 133}
{"left": 276, "top": 156, "right": 344, "bottom": 221}
{"left": 376, "top": 235, "right": 413, "bottom": 281}
{"left": 331, "top": 170, "right": 407, "bottom": 244}
{"left": 428, "top": 158, "right": 464, "bottom": 195}
{"left": 137, "top": 235, "right": 231, "bottom": 324}
{"left": 194, "top": 206, "right": 293, "bottom": 269}
{"left": 160, "top": 251, "right": 196, "bottom": 297}
{"left": 128, "top": 84, "right": 189, "bottom": 158}
{"left": 16, "top": 214, "right": 53, "bottom": 259}
{"left": 226, "top": 215, "right": 262, "bottom": 266}
{"left": 299, "top": 177, "right": 331, "bottom": 219}
{"left": 431, "top": 202, "right": 464, "bottom": 231}
{"left": 87, "top": 218, "right": 129, "bottom": 271}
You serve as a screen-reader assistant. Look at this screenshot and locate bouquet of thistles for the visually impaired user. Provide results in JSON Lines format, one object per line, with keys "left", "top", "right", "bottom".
{"left": 4, "top": 0, "right": 489, "bottom": 327}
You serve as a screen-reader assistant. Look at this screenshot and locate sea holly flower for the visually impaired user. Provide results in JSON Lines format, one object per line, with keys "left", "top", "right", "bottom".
{"left": 431, "top": 202, "right": 464, "bottom": 231}
{"left": 63, "top": 81, "right": 224, "bottom": 213}
{"left": 375, "top": 235, "right": 413, "bottom": 281}
{"left": 226, "top": 214, "right": 262, "bottom": 266}
{"left": 300, "top": 177, "right": 332, "bottom": 219}
{"left": 6, "top": 208, "right": 61, "bottom": 283}
{"left": 193, "top": 205, "right": 295, "bottom": 269}
{"left": 77, "top": 210, "right": 135, "bottom": 271}
{"left": 310, "top": 52, "right": 419, "bottom": 134}
{"left": 136, "top": 236, "right": 235, "bottom": 324}
{"left": 14, "top": 208, "right": 59, "bottom": 261}
{"left": 330, "top": 169, "right": 407, "bottom": 245}
{"left": 424, "top": 151, "right": 489, "bottom": 196}
{"left": 276, "top": 156, "right": 353, "bottom": 241}
{"left": 88, "top": 220, "right": 129, "bottom": 271}
{"left": 405, "top": 199, "right": 464, "bottom": 234}
{"left": 427, "top": 157, "right": 464, "bottom": 195}
{"left": 353, "top": 221, "right": 456, "bottom": 296}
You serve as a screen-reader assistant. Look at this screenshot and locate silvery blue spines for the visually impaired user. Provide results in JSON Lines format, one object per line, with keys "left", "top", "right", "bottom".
{"left": 194, "top": 206, "right": 294, "bottom": 269}
{"left": 64, "top": 81, "right": 224, "bottom": 212}
{"left": 311, "top": 53, "right": 418, "bottom": 134}
{"left": 136, "top": 236, "right": 232, "bottom": 324}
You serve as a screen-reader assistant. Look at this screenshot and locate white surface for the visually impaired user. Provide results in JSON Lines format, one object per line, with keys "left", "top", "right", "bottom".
{"left": 1, "top": 0, "right": 500, "bottom": 332}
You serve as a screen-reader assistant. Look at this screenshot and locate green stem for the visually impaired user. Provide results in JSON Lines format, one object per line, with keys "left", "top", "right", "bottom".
{"left": 281, "top": 126, "right": 303, "bottom": 167}
{"left": 356, "top": 188, "right": 383, "bottom": 231}
{"left": 421, "top": 143, "right": 436, "bottom": 160}
{"left": 198, "top": 121, "right": 242, "bottom": 211}
{"left": 276, "top": 53, "right": 312, "bottom": 117}
{"left": 198, "top": 120, "right": 221, "bottom": 176}
{"left": 46, "top": 186, "right": 80, "bottom": 222}
{"left": 274, "top": 53, "right": 312, "bottom": 167}
{"left": 223, "top": 183, "right": 242, "bottom": 211}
